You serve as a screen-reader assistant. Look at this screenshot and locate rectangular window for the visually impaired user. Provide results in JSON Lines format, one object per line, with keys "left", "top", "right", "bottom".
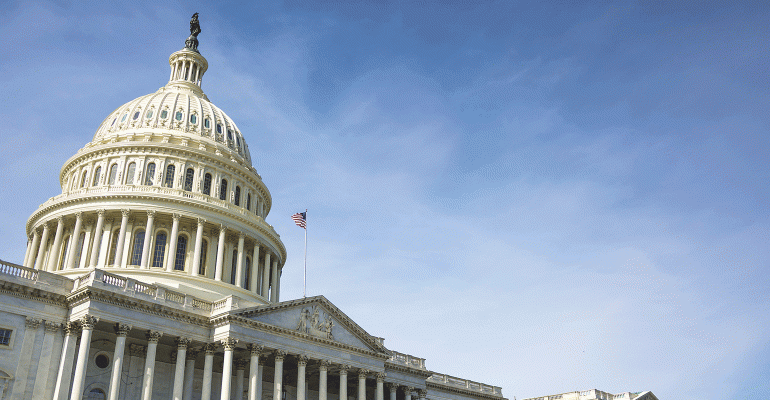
{"left": 0, "top": 329, "right": 11, "bottom": 346}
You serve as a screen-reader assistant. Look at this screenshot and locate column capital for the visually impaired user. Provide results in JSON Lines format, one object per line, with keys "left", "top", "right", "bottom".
{"left": 79, "top": 315, "right": 98, "bottom": 330}
{"left": 197, "top": 217, "right": 206, "bottom": 226}
{"left": 97, "top": 209, "right": 106, "bottom": 217}
{"left": 41, "top": 221, "right": 51, "bottom": 229}
{"left": 339, "top": 364, "right": 351, "bottom": 374}
{"left": 74, "top": 211, "right": 83, "bottom": 220}
{"left": 418, "top": 390, "right": 427, "bottom": 399}
{"left": 121, "top": 209, "right": 131, "bottom": 218}
{"left": 175, "top": 337, "right": 192, "bottom": 349}
{"left": 187, "top": 349, "right": 200, "bottom": 360}
{"left": 24, "top": 317, "right": 42, "bottom": 329}
{"left": 129, "top": 344, "right": 147, "bottom": 357}
{"left": 146, "top": 330, "right": 163, "bottom": 343}
{"left": 221, "top": 337, "right": 239, "bottom": 350}
{"left": 44, "top": 321, "right": 61, "bottom": 333}
{"left": 274, "top": 349, "right": 287, "bottom": 360}
{"left": 219, "top": 224, "right": 227, "bottom": 233}
{"left": 63, "top": 321, "right": 81, "bottom": 336}
{"left": 235, "top": 358, "right": 248, "bottom": 370}
{"left": 57, "top": 215, "right": 65, "bottom": 223}
{"left": 114, "top": 323, "right": 132, "bottom": 336}
{"left": 296, "top": 354, "right": 308, "bottom": 366}
{"left": 248, "top": 343, "right": 264, "bottom": 356}
{"left": 172, "top": 213, "right": 181, "bottom": 221}
{"left": 386, "top": 383, "right": 399, "bottom": 391}
{"left": 319, "top": 359, "right": 331, "bottom": 370}
{"left": 147, "top": 210, "right": 156, "bottom": 218}
{"left": 376, "top": 372, "right": 386, "bottom": 382}
{"left": 402, "top": 387, "right": 415, "bottom": 394}
{"left": 203, "top": 343, "right": 218, "bottom": 354}
{"left": 358, "top": 369, "right": 370, "bottom": 379}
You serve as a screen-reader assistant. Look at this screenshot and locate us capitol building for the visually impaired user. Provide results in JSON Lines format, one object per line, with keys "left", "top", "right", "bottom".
{"left": 0, "top": 16, "right": 508, "bottom": 400}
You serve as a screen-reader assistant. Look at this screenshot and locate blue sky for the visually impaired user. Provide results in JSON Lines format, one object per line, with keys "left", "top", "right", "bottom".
{"left": 1, "top": 1, "right": 769, "bottom": 398}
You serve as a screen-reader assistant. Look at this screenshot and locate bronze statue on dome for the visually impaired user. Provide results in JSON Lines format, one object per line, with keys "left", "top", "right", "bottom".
{"left": 185, "top": 13, "right": 201, "bottom": 52}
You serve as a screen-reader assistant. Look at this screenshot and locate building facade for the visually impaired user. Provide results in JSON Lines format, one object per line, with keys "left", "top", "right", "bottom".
{"left": 0, "top": 17, "right": 507, "bottom": 400}
{"left": 522, "top": 389, "right": 658, "bottom": 400}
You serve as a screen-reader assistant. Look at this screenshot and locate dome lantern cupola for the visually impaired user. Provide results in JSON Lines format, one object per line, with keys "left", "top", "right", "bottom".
{"left": 167, "top": 12, "right": 208, "bottom": 95}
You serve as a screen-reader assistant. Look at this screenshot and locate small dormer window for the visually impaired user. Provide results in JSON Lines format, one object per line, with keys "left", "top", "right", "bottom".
{"left": 133, "top": 111, "right": 140, "bottom": 120}
{"left": 190, "top": 114, "right": 197, "bottom": 124}
{"left": 204, "top": 118, "right": 210, "bottom": 129}
{"left": 146, "top": 110, "right": 154, "bottom": 119}
{"left": 175, "top": 111, "right": 183, "bottom": 121}
{"left": 216, "top": 124, "right": 222, "bottom": 134}
{"left": 160, "top": 110, "right": 168, "bottom": 119}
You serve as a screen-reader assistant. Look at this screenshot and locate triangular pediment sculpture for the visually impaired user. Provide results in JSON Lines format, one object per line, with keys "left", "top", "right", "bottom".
{"left": 233, "top": 296, "right": 389, "bottom": 354}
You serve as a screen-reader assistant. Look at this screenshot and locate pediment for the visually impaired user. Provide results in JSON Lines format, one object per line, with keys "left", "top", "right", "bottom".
{"left": 234, "top": 296, "right": 388, "bottom": 354}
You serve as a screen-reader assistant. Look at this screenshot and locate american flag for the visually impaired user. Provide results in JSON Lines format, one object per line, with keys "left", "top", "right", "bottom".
{"left": 291, "top": 211, "right": 306, "bottom": 229}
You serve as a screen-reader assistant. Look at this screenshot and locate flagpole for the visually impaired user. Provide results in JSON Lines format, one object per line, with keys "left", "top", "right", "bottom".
{"left": 303, "top": 209, "right": 307, "bottom": 298}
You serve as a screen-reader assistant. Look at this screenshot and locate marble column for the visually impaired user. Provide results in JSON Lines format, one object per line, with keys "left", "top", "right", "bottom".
{"left": 140, "top": 211, "right": 156, "bottom": 269}
{"left": 273, "top": 350, "right": 287, "bottom": 400}
{"left": 201, "top": 343, "right": 217, "bottom": 400}
{"left": 34, "top": 222, "right": 50, "bottom": 270}
{"left": 53, "top": 322, "right": 81, "bottom": 400}
{"left": 248, "top": 344, "right": 263, "bottom": 400}
{"left": 297, "top": 355, "right": 308, "bottom": 400}
{"left": 261, "top": 252, "right": 271, "bottom": 298}
{"left": 31, "top": 322, "right": 61, "bottom": 399}
{"left": 191, "top": 218, "right": 205, "bottom": 276}
{"left": 89, "top": 210, "right": 106, "bottom": 268}
{"left": 25, "top": 229, "right": 40, "bottom": 268}
{"left": 11, "top": 318, "right": 41, "bottom": 399}
{"left": 70, "top": 315, "right": 99, "bottom": 400}
{"left": 166, "top": 214, "right": 181, "bottom": 272}
{"left": 236, "top": 233, "right": 246, "bottom": 288}
{"left": 64, "top": 212, "right": 84, "bottom": 270}
{"left": 173, "top": 338, "right": 191, "bottom": 400}
{"left": 113, "top": 209, "right": 130, "bottom": 267}
{"left": 215, "top": 225, "right": 226, "bottom": 281}
{"left": 387, "top": 383, "right": 397, "bottom": 400}
{"left": 47, "top": 217, "right": 65, "bottom": 271}
{"left": 340, "top": 365, "right": 350, "bottom": 400}
{"left": 319, "top": 360, "right": 330, "bottom": 400}
{"left": 107, "top": 323, "right": 132, "bottom": 400}
{"left": 275, "top": 264, "right": 281, "bottom": 301}
{"left": 236, "top": 359, "right": 248, "bottom": 400}
{"left": 403, "top": 387, "right": 414, "bottom": 400}
{"left": 221, "top": 338, "right": 239, "bottom": 400}
{"left": 375, "top": 374, "right": 385, "bottom": 400}
{"left": 141, "top": 330, "right": 163, "bottom": 400}
{"left": 358, "top": 370, "right": 369, "bottom": 400}
{"left": 183, "top": 349, "right": 198, "bottom": 400}
{"left": 249, "top": 246, "right": 260, "bottom": 293}
{"left": 270, "top": 259, "right": 279, "bottom": 302}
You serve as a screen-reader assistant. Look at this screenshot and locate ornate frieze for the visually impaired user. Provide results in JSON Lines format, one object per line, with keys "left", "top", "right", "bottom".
{"left": 296, "top": 305, "right": 334, "bottom": 340}
{"left": 25, "top": 317, "right": 42, "bottom": 329}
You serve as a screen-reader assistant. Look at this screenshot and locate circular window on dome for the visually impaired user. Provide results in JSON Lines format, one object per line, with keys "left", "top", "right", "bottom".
{"left": 190, "top": 114, "right": 197, "bottom": 124}
{"left": 160, "top": 110, "right": 168, "bottom": 119}
{"left": 133, "top": 111, "right": 140, "bottom": 120}
{"left": 175, "top": 111, "right": 183, "bottom": 121}
{"left": 95, "top": 354, "right": 110, "bottom": 369}
{"left": 146, "top": 110, "right": 153, "bottom": 119}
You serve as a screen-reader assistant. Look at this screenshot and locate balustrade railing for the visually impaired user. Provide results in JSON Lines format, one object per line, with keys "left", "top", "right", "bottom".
{"left": 427, "top": 373, "right": 503, "bottom": 396}
{"left": 388, "top": 351, "right": 426, "bottom": 369}
{"left": 0, "top": 259, "right": 39, "bottom": 281}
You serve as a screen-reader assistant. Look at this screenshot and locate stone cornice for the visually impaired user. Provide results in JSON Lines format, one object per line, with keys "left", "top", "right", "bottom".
{"left": 235, "top": 296, "right": 390, "bottom": 354}
{"left": 212, "top": 313, "right": 390, "bottom": 361}
{"left": 0, "top": 281, "right": 69, "bottom": 306}
{"left": 425, "top": 382, "right": 506, "bottom": 400}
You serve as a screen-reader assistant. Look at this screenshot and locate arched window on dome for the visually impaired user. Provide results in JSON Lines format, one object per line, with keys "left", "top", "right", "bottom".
{"left": 133, "top": 111, "right": 140, "bottom": 120}
{"left": 199, "top": 239, "right": 208, "bottom": 275}
{"left": 152, "top": 232, "right": 167, "bottom": 268}
{"left": 121, "top": 113, "right": 127, "bottom": 122}
{"left": 236, "top": 135, "right": 241, "bottom": 150}
{"left": 203, "top": 173, "right": 212, "bottom": 195}
{"left": 164, "top": 165, "right": 175, "bottom": 188}
{"left": 81, "top": 170, "right": 88, "bottom": 188}
{"left": 230, "top": 249, "right": 238, "bottom": 285}
{"left": 130, "top": 230, "right": 145, "bottom": 266}
{"left": 190, "top": 114, "right": 197, "bottom": 124}
{"left": 204, "top": 118, "right": 210, "bottom": 129}
{"left": 227, "top": 130, "right": 233, "bottom": 146}
{"left": 92, "top": 166, "right": 102, "bottom": 186}
{"left": 234, "top": 186, "right": 241, "bottom": 206}
{"left": 108, "top": 230, "right": 119, "bottom": 266}
{"left": 219, "top": 179, "right": 228, "bottom": 201}
{"left": 216, "top": 124, "right": 222, "bottom": 134}
{"left": 174, "top": 235, "right": 188, "bottom": 271}
{"left": 146, "top": 109, "right": 154, "bottom": 119}
{"left": 175, "top": 111, "right": 183, "bottom": 121}
{"left": 125, "top": 162, "right": 136, "bottom": 185}
{"left": 145, "top": 163, "right": 156, "bottom": 186}
{"left": 244, "top": 256, "right": 252, "bottom": 289}
{"left": 184, "top": 168, "right": 194, "bottom": 192}
{"left": 160, "top": 110, "right": 168, "bottom": 119}
{"left": 247, "top": 193, "right": 252, "bottom": 211}
{"left": 74, "top": 232, "right": 86, "bottom": 268}
{"left": 108, "top": 164, "right": 118, "bottom": 185}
